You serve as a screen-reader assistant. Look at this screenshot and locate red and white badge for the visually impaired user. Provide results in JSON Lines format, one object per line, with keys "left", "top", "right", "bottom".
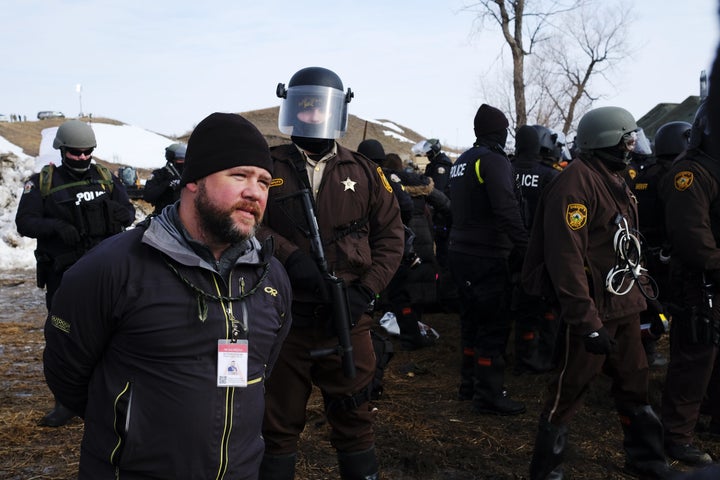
{"left": 217, "top": 339, "right": 248, "bottom": 387}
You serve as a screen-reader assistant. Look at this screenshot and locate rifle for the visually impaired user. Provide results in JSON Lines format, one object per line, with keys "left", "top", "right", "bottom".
{"left": 291, "top": 189, "right": 356, "bottom": 378}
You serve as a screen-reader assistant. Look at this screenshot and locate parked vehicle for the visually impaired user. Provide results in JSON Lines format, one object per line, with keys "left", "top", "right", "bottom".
{"left": 37, "top": 111, "right": 65, "bottom": 120}
{"left": 0, "top": 113, "right": 9, "bottom": 122}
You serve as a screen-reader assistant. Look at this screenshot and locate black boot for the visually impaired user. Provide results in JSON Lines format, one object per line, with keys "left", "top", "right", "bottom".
{"left": 397, "top": 308, "right": 437, "bottom": 350}
{"left": 514, "top": 327, "right": 547, "bottom": 374}
{"left": 38, "top": 399, "right": 75, "bottom": 427}
{"left": 259, "top": 452, "right": 296, "bottom": 480}
{"left": 619, "top": 404, "right": 680, "bottom": 479}
{"left": 472, "top": 353, "right": 525, "bottom": 415}
{"left": 337, "top": 446, "right": 380, "bottom": 480}
{"left": 529, "top": 420, "right": 567, "bottom": 480}
{"left": 458, "top": 347, "right": 474, "bottom": 400}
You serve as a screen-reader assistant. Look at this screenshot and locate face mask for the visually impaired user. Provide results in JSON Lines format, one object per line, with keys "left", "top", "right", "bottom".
{"left": 291, "top": 136, "right": 334, "bottom": 156}
{"left": 63, "top": 157, "right": 92, "bottom": 172}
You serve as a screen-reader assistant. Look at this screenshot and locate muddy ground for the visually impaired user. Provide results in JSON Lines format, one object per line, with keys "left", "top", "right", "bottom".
{"left": 1, "top": 269, "right": 717, "bottom": 479}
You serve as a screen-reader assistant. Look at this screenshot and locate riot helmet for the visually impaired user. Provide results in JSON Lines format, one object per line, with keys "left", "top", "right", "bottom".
{"left": 653, "top": 121, "right": 691, "bottom": 157}
{"left": 411, "top": 139, "right": 441, "bottom": 159}
{"left": 554, "top": 131, "right": 572, "bottom": 162}
{"left": 165, "top": 143, "right": 187, "bottom": 162}
{"left": 688, "top": 100, "right": 711, "bottom": 151}
{"left": 633, "top": 128, "right": 653, "bottom": 156}
{"left": 53, "top": 120, "right": 97, "bottom": 173}
{"left": 277, "top": 67, "right": 353, "bottom": 140}
{"left": 575, "top": 106, "right": 638, "bottom": 151}
{"left": 531, "top": 125, "right": 557, "bottom": 157}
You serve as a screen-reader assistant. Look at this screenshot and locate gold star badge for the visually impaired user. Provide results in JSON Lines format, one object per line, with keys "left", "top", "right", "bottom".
{"left": 342, "top": 177, "right": 357, "bottom": 192}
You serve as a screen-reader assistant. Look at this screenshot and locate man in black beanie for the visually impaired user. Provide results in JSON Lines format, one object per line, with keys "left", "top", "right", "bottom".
{"left": 43, "top": 112, "right": 293, "bottom": 479}
{"left": 258, "top": 67, "right": 404, "bottom": 480}
{"left": 447, "top": 103, "right": 529, "bottom": 414}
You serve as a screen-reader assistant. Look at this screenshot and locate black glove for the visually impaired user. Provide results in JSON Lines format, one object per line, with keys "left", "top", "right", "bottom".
{"left": 583, "top": 327, "right": 617, "bottom": 355}
{"left": 55, "top": 222, "right": 81, "bottom": 246}
{"left": 284, "top": 250, "right": 328, "bottom": 300}
{"left": 346, "top": 284, "right": 375, "bottom": 325}
{"left": 107, "top": 200, "right": 133, "bottom": 225}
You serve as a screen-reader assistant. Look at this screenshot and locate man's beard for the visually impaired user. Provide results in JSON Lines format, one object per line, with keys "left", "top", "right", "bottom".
{"left": 194, "top": 183, "right": 261, "bottom": 244}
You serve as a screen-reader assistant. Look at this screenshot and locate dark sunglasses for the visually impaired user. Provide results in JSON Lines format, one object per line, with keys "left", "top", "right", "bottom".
{"left": 66, "top": 148, "right": 94, "bottom": 157}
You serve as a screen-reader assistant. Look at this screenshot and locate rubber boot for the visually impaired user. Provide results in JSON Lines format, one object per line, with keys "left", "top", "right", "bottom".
{"left": 259, "top": 452, "right": 296, "bottom": 480}
{"left": 472, "top": 353, "right": 525, "bottom": 415}
{"left": 458, "top": 347, "right": 474, "bottom": 400}
{"left": 619, "top": 405, "right": 680, "bottom": 479}
{"left": 38, "top": 399, "right": 76, "bottom": 427}
{"left": 337, "top": 446, "right": 380, "bottom": 480}
{"left": 529, "top": 420, "right": 567, "bottom": 480}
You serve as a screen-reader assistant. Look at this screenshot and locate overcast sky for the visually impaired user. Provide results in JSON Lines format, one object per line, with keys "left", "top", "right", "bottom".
{"left": 1, "top": 1, "right": 718, "bottom": 148}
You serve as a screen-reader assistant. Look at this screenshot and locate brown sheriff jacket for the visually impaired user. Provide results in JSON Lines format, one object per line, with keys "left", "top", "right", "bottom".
{"left": 522, "top": 153, "right": 646, "bottom": 335}
{"left": 257, "top": 143, "right": 404, "bottom": 302}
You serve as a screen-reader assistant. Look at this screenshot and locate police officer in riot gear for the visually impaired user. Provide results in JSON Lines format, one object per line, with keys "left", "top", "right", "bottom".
{"left": 511, "top": 125, "right": 561, "bottom": 374}
{"left": 144, "top": 142, "right": 187, "bottom": 214}
{"left": 15, "top": 119, "right": 135, "bottom": 427}
{"left": 258, "top": 67, "right": 404, "bottom": 480}
{"left": 659, "top": 101, "right": 718, "bottom": 467}
{"left": 523, "top": 106, "right": 677, "bottom": 479}
{"left": 421, "top": 138, "right": 453, "bottom": 267}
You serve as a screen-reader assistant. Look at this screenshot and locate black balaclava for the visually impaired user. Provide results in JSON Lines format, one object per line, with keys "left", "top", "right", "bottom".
{"left": 61, "top": 149, "right": 92, "bottom": 173}
{"left": 291, "top": 136, "right": 335, "bottom": 157}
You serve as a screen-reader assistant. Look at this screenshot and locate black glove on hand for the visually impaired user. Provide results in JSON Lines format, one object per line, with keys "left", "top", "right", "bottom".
{"left": 284, "top": 250, "right": 328, "bottom": 300}
{"left": 583, "top": 327, "right": 617, "bottom": 355}
{"left": 55, "top": 222, "right": 81, "bottom": 245}
{"left": 346, "top": 284, "right": 375, "bottom": 326}
{"left": 107, "top": 200, "right": 133, "bottom": 225}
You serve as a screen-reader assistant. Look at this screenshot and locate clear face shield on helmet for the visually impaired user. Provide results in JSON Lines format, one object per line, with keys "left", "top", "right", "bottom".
{"left": 278, "top": 85, "right": 348, "bottom": 139}
{"left": 631, "top": 128, "right": 652, "bottom": 156}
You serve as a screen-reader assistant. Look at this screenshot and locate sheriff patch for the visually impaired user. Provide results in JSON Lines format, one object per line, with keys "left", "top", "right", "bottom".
{"left": 377, "top": 167, "right": 393, "bottom": 193}
{"left": 627, "top": 168, "right": 637, "bottom": 180}
{"left": 674, "top": 171, "right": 694, "bottom": 191}
{"left": 566, "top": 203, "right": 587, "bottom": 230}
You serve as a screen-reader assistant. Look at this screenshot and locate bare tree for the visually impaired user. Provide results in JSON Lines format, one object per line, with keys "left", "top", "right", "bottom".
{"left": 532, "top": 3, "right": 632, "bottom": 134}
{"left": 463, "top": 0, "right": 582, "bottom": 127}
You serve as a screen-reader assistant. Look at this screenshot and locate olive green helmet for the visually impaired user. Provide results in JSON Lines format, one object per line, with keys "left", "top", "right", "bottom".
{"left": 52, "top": 120, "right": 97, "bottom": 150}
{"left": 575, "top": 106, "right": 637, "bottom": 151}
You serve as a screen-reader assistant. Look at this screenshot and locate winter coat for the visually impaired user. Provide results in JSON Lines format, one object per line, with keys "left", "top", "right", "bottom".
{"left": 448, "top": 143, "right": 528, "bottom": 258}
{"left": 142, "top": 162, "right": 182, "bottom": 214}
{"left": 16, "top": 162, "right": 135, "bottom": 272}
{"left": 43, "top": 206, "right": 292, "bottom": 479}
{"left": 258, "top": 143, "right": 404, "bottom": 302}
{"left": 522, "top": 153, "right": 646, "bottom": 335}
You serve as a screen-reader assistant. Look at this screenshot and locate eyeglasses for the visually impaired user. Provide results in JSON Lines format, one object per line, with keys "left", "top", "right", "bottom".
{"left": 66, "top": 148, "right": 94, "bottom": 157}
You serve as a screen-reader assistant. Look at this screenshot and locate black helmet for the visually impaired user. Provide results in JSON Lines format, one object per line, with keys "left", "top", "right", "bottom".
{"left": 688, "top": 100, "right": 711, "bottom": 151}
{"left": 531, "top": 125, "right": 557, "bottom": 155}
{"left": 654, "top": 121, "right": 691, "bottom": 157}
{"left": 276, "top": 66, "right": 353, "bottom": 139}
{"left": 575, "top": 106, "right": 637, "bottom": 151}
{"left": 165, "top": 142, "right": 187, "bottom": 162}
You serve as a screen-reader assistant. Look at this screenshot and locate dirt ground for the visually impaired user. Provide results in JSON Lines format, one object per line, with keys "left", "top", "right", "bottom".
{"left": 1, "top": 271, "right": 717, "bottom": 480}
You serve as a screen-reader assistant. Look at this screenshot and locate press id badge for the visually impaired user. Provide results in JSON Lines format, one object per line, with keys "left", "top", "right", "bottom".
{"left": 217, "top": 339, "right": 248, "bottom": 387}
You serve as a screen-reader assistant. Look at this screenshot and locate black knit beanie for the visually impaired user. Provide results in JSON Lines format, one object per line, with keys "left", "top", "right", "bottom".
{"left": 180, "top": 112, "right": 273, "bottom": 186}
{"left": 474, "top": 104, "right": 509, "bottom": 138}
{"left": 357, "top": 139, "right": 387, "bottom": 164}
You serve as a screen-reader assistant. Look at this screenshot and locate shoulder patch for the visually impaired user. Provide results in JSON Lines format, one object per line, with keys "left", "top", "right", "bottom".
{"left": 23, "top": 180, "right": 35, "bottom": 194}
{"left": 377, "top": 166, "right": 393, "bottom": 193}
{"left": 674, "top": 171, "right": 694, "bottom": 191}
{"left": 390, "top": 173, "right": 402, "bottom": 184}
{"left": 270, "top": 178, "right": 284, "bottom": 188}
{"left": 437, "top": 166, "right": 446, "bottom": 175}
{"left": 566, "top": 203, "right": 587, "bottom": 230}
